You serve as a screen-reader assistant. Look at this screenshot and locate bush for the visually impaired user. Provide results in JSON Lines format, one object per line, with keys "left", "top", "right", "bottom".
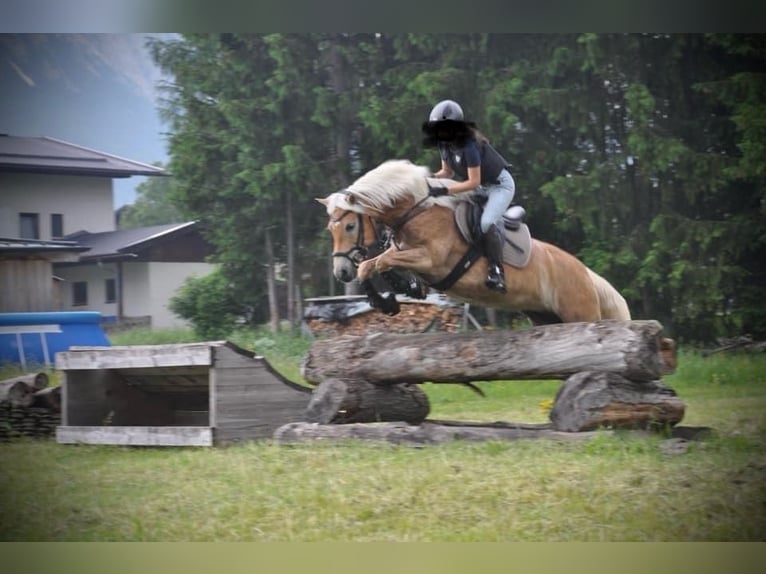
{"left": 169, "top": 269, "right": 243, "bottom": 339}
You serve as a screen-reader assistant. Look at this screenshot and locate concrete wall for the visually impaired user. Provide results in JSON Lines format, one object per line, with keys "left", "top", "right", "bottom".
{"left": 0, "top": 172, "right": 115, "bottom": 238}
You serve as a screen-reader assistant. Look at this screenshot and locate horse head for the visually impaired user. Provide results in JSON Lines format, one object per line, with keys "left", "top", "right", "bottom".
{"left": 317, "top": 193, "right": 385, "bottom": 283}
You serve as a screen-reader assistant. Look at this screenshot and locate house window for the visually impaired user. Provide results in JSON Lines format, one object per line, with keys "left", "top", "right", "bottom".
{"left": 72, "top": 281, "right": 88, "bottom": 306}
{"left": 19, "top": 213, "right": 39, "bottom": 239}
{"left": 51, "top": 213, "right": 64, "bottom": 238}
{"left": 105, "top": 278, "right": 116, "bottom": 303}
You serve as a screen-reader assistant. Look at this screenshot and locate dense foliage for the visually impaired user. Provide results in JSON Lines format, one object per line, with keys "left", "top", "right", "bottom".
{"left": 149, "top": 33, "right": 765, "bottom": 342}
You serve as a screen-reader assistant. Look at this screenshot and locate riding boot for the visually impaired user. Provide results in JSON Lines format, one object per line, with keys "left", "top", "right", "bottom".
{"left": 483, "top": 223, "right": 507, "bottom": 293}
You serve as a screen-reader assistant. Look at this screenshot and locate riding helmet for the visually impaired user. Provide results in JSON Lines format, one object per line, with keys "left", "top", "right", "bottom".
{"left": 428, "top": 99, "right": 464, "bottom": 123}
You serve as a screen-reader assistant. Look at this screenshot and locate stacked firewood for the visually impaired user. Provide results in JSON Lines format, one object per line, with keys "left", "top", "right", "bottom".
{"left": 305, "top": 300, "right": 465, "bottom": 337}
{"left": 0, "top": 373, "right": 61, "bottom": 442}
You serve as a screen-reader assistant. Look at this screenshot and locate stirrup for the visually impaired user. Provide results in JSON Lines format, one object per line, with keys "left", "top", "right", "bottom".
{"left": 486, "top": 267, "right": 507, "bottom": 293}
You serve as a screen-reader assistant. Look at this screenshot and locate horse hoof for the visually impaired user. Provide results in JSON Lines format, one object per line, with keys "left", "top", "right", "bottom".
{"left": 382, "top": 294, "right": 400, "bottom": 316}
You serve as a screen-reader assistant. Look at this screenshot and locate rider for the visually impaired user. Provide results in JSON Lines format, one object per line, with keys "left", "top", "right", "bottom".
{"left": 422, "top": 99, "right": 515, "bottom": 293}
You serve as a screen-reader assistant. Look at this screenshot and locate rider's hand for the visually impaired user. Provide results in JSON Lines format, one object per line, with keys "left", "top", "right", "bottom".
{"left": 428, "top": 184, "right": 449, "bottom": 197}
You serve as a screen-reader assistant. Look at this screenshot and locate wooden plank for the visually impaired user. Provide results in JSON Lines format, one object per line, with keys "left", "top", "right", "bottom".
{"left": 56, "top": 342, "right": 218, "bottom": 370}
{"left": 56, "top": 426, "right": 213, "bottom": 446}
{"left": 212, "top": 361, "right": 310, "bottom": 442}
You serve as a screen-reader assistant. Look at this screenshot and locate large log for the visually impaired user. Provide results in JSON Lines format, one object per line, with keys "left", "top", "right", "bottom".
{"left": 302, "top": 320, "right": 675, "bottom": 385}
{"left": 0, "top": 372, "right": 49, "bottom": 391}
{"left": 31, "top": 386, "right": 62, "bottom": 413}
{"left": 550, "top": 371, "right": 685, "bottom": 432}
{"left": 273, "top": 421, "right": 712, "bottom": 447}
{"left": 274, "top": 421, "right": 608, "bottom": 445}
{"left": 305, "top": 379, "right": 430, "bottom": 424}
{"left": 0, "top": 380, "right": 35, "bottom": 407}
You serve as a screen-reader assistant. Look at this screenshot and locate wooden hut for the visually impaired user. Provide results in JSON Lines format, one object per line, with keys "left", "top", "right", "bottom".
{"left": 55, "top": 341, "right": 311, "bottom": 446}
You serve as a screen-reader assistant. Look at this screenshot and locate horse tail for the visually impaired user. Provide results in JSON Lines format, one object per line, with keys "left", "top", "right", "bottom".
{"left": 586, "top": 268, "right": 631, "bottom": 320}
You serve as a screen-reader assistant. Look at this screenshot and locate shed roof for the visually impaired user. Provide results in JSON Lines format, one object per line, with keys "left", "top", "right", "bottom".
{"left": 0, "top": 237, "right": 90, "bottom": 255}
{"left": 0, "top": 135, "right": 168, "bottom": 178}
{"left": 0, "top": 237, "right": 90, "bottom": 263}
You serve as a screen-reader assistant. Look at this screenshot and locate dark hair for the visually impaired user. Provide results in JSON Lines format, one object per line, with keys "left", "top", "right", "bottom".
{"left": 421, "top": 119, "right": 478, "bottom": 148}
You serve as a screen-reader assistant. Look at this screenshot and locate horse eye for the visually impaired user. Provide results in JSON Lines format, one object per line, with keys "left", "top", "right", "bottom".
{"left": 345, "top": 222, "right": 356, "bottom": 232}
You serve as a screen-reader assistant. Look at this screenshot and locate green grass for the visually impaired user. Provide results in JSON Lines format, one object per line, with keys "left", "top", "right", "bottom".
{"left": 1, "top": 327, "right": 764, "bottom": 541}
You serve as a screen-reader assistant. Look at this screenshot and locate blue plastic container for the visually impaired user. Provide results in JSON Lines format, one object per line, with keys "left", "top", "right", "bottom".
{"left": 0, "top": 312, "right": 111, "bottom": 368}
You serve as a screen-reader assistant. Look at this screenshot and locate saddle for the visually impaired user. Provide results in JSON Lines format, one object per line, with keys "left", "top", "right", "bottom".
{"left": 454, "top": 198, "right": 532, "bottom": 268}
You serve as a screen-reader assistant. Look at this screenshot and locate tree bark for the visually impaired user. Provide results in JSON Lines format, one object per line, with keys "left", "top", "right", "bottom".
{"left": 302, "top": 320, "right": 675, "bottom": 385}
{"left": 274, "top": 421, "right": 615, "bottom": 445}
{"left": 274, "top": 421, "right": 714, "bottom": 446}
{"left": 305, "top": 378, "right": 430, "bottom": 424}
{"left": 0, "top": 372, "right": 49, "bottom": 391}
{"left": 550, "top": 371, "right": 685, "bottom": 432}
{"left": 31, "top": 386, "right": 62, "bottom": 413}
{"left": 0, "top": 380, "right": 35, "bottom": 407}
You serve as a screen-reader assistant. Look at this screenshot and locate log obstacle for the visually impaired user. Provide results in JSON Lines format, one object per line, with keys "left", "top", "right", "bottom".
{"left": 281, "top": 320, "right": 685, "bottom": 442}
{"left": 0, "top": 372, "right": 61, "bottom": 441}
{"left": 302, "top": 320, "right": 676, "bottom": 384}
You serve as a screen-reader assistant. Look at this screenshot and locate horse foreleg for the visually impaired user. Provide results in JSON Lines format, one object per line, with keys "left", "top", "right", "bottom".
{"left": 373, "top": 245, "right": 435, "bottom": 276}
{"left": 357, "top": 255, "right": 381, "bottom": 282}
{"left": 356, "top": 254, "right": 402, "bottom": 316}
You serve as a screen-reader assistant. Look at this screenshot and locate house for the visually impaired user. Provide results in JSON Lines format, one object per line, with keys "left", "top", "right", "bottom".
{"left": 0, "top": 134, "right": 215, "bottom": 329}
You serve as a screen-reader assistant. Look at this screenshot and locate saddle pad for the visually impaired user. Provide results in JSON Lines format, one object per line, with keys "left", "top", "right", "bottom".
{"left": 454, "top": 201, "right": 532, "bottom": 269}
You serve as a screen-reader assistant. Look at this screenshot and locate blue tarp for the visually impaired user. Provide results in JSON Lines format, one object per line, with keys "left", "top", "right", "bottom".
{"left": 0, "top": 312, "right": 111, "bottom": 368}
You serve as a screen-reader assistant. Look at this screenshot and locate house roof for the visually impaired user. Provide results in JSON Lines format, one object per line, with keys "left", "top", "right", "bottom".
{"left": 65, "top": 222, "right": 199, "bottom": 262}
{"left": 0, "top": 135, "right": 169, "bottom": 178}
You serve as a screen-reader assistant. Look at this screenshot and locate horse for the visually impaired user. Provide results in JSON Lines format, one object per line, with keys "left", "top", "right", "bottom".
{"left": 318, "top": 159, "right": 630, "bottom": 325}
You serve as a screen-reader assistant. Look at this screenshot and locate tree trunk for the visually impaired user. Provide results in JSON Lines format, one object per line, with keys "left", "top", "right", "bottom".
{"left": 265, "top": 230, "right": 280, "bottom": 334}
{"left": 302, "top": 320, "right": 675, "bottom": 385}
{"left": 0, "top": 380, "right": 35, "bottom": 407}
{"left": 31, "top": 386, "right": 62, "bottom": 413}
{"left": 0, "top": 372, "right": 49, "bottom": 391}
{"left": 550, "top": 371, "right": 685, "bottom": 432}
{"left": 285, "top": 188, "right": 299, "bottom": 330}
{"left": 305, "top": 378, "right": 430, "bottom": 424}
{"left": 274, "top": 421, "right": 614, "bottom": 445}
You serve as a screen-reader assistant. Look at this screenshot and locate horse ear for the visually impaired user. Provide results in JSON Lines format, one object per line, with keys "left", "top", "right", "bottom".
{"left": 315, "top": 197, "right": 329, "bottom": 206}
{"left": 346, "top": 193, "right": 357, "bottom": 205}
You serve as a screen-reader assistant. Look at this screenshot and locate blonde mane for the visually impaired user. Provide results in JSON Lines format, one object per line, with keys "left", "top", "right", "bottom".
{"left": 345, "top": 159, "right": 431, "bottom": 214}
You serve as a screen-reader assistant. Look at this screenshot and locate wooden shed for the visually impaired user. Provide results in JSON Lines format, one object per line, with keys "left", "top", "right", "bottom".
{"left": 55, "top": 341, "right": 312, "bottom": 446}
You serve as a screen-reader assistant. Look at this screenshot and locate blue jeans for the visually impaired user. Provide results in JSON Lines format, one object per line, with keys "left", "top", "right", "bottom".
{"left": 476, "top": 169, "right": 515, "bottom": 233}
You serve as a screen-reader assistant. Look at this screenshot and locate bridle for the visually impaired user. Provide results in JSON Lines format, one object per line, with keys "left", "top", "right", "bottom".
{"left": 330, "top": 210, "right": 388, "bottom": 267}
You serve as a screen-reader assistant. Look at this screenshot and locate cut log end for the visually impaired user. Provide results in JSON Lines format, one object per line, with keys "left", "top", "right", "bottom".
{"left": 550, "top": 371, "right": 685, "bottom": 432}
{"left": 305, "top": 379, "right": 430, "bottom": 425}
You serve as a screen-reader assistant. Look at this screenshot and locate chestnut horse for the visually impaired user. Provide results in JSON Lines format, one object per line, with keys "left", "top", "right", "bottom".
{"left": 318, "top": 159, "right": 630, "bottom": 324}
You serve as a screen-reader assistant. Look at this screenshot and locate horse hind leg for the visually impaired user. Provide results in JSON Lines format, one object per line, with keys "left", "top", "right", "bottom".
{"left": 549, "top": 281, "right": 602, "bottom": 323}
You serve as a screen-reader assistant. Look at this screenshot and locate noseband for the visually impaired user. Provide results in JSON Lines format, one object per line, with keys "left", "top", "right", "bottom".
{"left": 331, "top": 211, "right": 387, "bottom": 267}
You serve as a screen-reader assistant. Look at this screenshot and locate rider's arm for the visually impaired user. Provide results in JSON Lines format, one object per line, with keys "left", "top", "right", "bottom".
{"left": 432, "top": 159, "right": 454, "bottom": 179}
{"left": 445, "top": 166, "right": 481, "bottom": 194}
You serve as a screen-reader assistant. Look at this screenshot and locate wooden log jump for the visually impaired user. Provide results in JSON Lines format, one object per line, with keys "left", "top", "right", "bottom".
{"left": 289, "top": 320, "right": 684, "bottom": 440}
{"left": 302, "top": 320, "right": 676, "bottom": 385}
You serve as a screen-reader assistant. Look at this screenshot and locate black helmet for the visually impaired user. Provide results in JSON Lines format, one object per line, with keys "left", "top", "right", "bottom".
{"left": 428, "top": 99, "right": 464, "bottom": 122}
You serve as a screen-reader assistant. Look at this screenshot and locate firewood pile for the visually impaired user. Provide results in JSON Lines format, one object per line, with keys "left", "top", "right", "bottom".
{"left": 0, "top": 373, "right": 61, "bottom": 442}
{"left": 303, "top": 294, "right": 465, "bottom": 337}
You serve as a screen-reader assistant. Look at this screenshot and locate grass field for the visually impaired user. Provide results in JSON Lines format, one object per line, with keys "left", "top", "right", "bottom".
{"left": 0, "top": 327, "right": 764, "bottom": 541}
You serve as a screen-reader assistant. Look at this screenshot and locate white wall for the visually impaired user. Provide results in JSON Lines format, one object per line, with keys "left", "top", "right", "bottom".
{"left": 0, "top": 172, "right": 115, "bottom": 238}
{"left": 127, "top": 261, "right": 216, "bottom": 329}
{"left": 55, "top": 263, "right": 119, "bottom": 316}
{"left": 56, "top": 261, "right": 216, "bottom": 329}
